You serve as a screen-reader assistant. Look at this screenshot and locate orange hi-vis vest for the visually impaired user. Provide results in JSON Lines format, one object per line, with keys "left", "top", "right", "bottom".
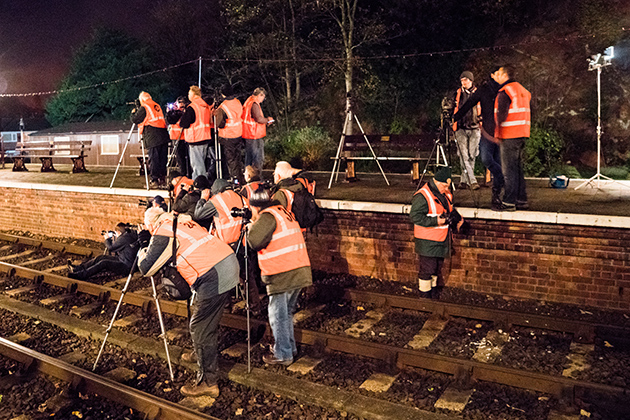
{"left": 413, "top": 183, "right": 453, "bottom": 242}
{"left": 209, "top": 190, "right": 245, "bottom": 244}
{"left": 154, "top": 218, "right": 233, "bottom": 286}
{"left": 218, "top": 98, "right": 243, "bottom": 139}
{"left": 174, "top": 177, "right": 193, "bottom": 197}
{"left": 241, "top": 181, "right": 262, "bottom": 202}
{"left": 242, "top": 96, "right": 266, "bottom": 140}
{"left": 452, "top": 87, "right": 481, "bottom": 131}
{"left": 169, "top": 121, "right": 185, "bottom": 141}
{"left": 494, "top": 82, "right": 531, "bottom": 140}
{"left": 257, "top": 205, "right": 310, "bottom": 276}
{"left": 186, "top": 97, "right": 214, "bottom": 143}
{"left": 139, "top": 99, "right": 167, "bottom": 135}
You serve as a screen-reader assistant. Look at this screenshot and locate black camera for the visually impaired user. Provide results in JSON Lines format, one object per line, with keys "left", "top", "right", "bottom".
{"left": 440, "top": 209, "right": 469, "bottom": 235}
{"left": 101, "top": 230, "right": 116, "bottom": 238}
{"left": 231, "top": 207, "right": 252, "bottom": 220}
{"left": 441, "top": 96, "right": 454, "bottom": 120}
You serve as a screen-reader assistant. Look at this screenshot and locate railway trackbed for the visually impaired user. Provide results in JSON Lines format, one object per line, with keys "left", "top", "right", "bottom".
{"left": 0, "top": 232, "right": 628, "bottom": 419}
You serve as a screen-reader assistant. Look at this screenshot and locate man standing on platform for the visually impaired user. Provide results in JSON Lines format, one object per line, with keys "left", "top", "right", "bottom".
{"left": 166, "top": 96, "right": 191, "bottom": 178}
{"left": 215, "top": 85, "right": 245, "bottom": 185}
{"left": 179, "top": 86, "right": 215, "bottom": 182}
{"left": 452, "top": 71, "right": 481, "bottom": 190}
{"left": 410, "top": 167, "right": 463, "bottom": 299}
{"left": 131, "top": 92, "right": 170, "bottom": 189}
{"left": 492, "top": 65, "right": 531, "bottom": 212}
{"left": 242, "top": 88, "right": 274, "bottom": 176}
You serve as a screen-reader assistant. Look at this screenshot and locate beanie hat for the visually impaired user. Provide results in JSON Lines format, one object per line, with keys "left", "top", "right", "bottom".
{"left": 211, "top": 178, "right": 231, "bottom": 196}
{"left": 153, "top": 195, "right": 165, "bottom": 205}
{"left": 433, "top": 166, "right": 452, "bottom": 183}
{"left": 193, "top": 175, "right": 211, "bottom": 190}
{"left": 460, "top": 71, "right": 474, "bottom": 82}
{"left": 249, "top": 186, "right": 271, "bottom": 207}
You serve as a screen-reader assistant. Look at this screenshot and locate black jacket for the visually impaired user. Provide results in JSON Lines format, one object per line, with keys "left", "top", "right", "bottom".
{"left": 453, "top": 78, "right": 500, "bottom": 138}
{"left": 130, "top": 106, "right": 170, "bottom": 149}
{"left": 105, "top": 229, "right": 139, "bottom": 267}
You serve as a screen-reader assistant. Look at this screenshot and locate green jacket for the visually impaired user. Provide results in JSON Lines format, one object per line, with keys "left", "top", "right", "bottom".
{"left": 409, "top": 179, "right": 452, "bottom": 258}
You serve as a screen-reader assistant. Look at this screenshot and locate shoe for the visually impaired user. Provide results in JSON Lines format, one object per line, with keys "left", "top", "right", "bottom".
{"left": 262, "top": 353, "right": 293, "bottom": 366}
{"left": 495, "top": 202, "right": 516, "bottom": 212}
{"left": 516, "top": 202, "right": 529, "bottom": 210}
{"left": 67, "top": 259, "right": 76, "bottom": 271}
{"left": 181, "top": 351, "right": 197, "bottom": 363}
{"left": 419, "top": 290, "right": 432, "bottom": 299}
{"left": 180, "top": 381, "right": 220, "bottom": 398}
{"left": 458, "top": 182, "right": 469, "bottom": 190}
{"left": 471, "top": 183, "right": 480, "bottom": 190}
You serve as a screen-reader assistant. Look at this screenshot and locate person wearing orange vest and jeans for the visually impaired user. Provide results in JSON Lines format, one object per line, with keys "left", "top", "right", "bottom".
{"left": 410, "top": 167, "right": 463, "bottom": 299}
{"left": 130, "top": 91, "right": 170, "bottom": 189}
{"left": 452, "top": 71, "right": 481, "bottom": 190}
{"left": 242, "top": 88, "right": 274, "bottom": 176}
{"left": 215, "top": 85, "right": 245, "bottom": 185}
{"left": 179, "top": 86, "right": 216, "bottom": 182}
{"left": 138, "top": 208, "right": 239, "bottom": 398}
{"left": 492, "top": 65, "right": 531, "bottom": 212}
{"left": 247, "top": 188, "right": 312, "bottom": 365}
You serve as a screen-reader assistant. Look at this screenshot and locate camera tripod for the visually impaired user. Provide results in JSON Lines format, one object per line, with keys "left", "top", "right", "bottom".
{"left": 110, "top": 123, "right": 150, "bottom": 190}
{"left": 233, "top": 217, "right": 253, "bottom": 373}
{"left": 93, "top": 253, "right": 175, "bottom": 381}
{"left": 166, "top": 130, "right": 183, "bottom": 177}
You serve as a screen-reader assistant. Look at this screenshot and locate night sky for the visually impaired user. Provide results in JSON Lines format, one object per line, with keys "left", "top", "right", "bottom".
{"left": 0, "top": 0, "right": 153, "bottom": 110}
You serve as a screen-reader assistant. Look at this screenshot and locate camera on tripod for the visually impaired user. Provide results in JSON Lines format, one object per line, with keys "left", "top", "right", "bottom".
{"left": 441, "top": 96, "right": 454, "bottom": 122}
{"left": 231, "top": 207, "right": 252, "bottom": 221}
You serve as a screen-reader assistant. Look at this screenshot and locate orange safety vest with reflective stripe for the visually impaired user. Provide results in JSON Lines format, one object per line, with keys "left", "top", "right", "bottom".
{"left": 174, "top": 177, "right": 193, "bottom": 197}
{"left": 242, "top": 96, "right": 266, "bottom": 140}
{"left": 452, "top": 87, "right": 481, "bottom": 132}
{"left": 154, "top": 218, "right": 233, "bottom": 286}
{"left": 242, "top": 181, "right": 262, "bottom": 202}
{"left": 218, "top": 99, "right": 243, "bottom": 138}
{"left": 209, "top": 190, "right": 245, "bottom": 244}
{"left": 139, "top": 99, "right": 167, "bottom": 135}
{"left": 186, "top": 97, "right": 214, "bottom": 143}
{"left": 257, "top": 205, "right": 310, "bottom": 276}
{"left": 494, "top": 82, "right": 531, "bottom": 140}
{"left": 169, "top": 121, "right": 186, "bottom": 141}
{"left": 413, "top": 183, "right": 453, "bottom": 242}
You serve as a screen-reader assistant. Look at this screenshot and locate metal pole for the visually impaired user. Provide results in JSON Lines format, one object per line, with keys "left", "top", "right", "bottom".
{"left": 198, "top": 57, "right": 202, "bottom": 87}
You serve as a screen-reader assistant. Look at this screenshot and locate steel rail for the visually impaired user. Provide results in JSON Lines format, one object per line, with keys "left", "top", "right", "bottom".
{"left": 0, "top": 262, "right": 628, "bottom": 405}
{"left": 0, "top": 337, "right": 220, "bottom": 420}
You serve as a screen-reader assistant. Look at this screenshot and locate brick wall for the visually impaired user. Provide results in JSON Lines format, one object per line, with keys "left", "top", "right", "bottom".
{"left": 1, "top": 185, "right": 629, "bottom": 311}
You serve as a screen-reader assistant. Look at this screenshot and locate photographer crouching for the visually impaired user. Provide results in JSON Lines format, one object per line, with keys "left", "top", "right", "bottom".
{"left": 410, "top": 166, "right": 464, "bottom": 299}
{"left": 67, "top": 223, "right": 139, "bottom": 280}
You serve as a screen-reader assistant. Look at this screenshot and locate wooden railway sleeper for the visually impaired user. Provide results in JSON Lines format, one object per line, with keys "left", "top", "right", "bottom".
{"left": 454, "top": 365, "right": 474, "bottom": 390}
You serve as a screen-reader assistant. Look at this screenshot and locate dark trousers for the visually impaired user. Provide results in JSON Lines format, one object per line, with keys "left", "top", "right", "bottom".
{"left": 231, "top": 240, "right": 262, "bottom": 311}
{"left": 479, "top": 137, "right": 504, "bottom": 190}
{"left": 75, "top": 255, "right": 131, "bottom": 279}
{"left": 219, "top": 136, "right": 245, "bottom": 185}
{"left": 174, "top": 140, "right": 191, "bottom": 178}
{"left": 190, "top": 270, "right": 230, "bottom": 386}
{"left": 148, "top": 143, "right": 168, "bottom": 182}
{"left": 500, "top": 137, "right": 528, "bottom": 206}
{"left": 418, "top": 256, "right": 444, "bottom": 281}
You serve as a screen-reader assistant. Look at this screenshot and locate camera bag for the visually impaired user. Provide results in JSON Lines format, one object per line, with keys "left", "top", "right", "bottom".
{"left": 159, "top": 215, "right": 192, "bottom": 300}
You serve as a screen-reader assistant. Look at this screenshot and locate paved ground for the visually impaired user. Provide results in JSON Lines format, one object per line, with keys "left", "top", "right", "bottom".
{"left": 2, "top": 163, "right": 630, "bottom": 217}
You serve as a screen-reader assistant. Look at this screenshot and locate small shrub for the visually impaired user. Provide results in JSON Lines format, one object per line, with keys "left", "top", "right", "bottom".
{"left": 601, "top": 166, "right": 629, "bottom": 179}
{"left": 524, "top": 125, "right": 565, "bottom": 177}
{"left": 265, "top": 126, "right": 336, "bottom": 170}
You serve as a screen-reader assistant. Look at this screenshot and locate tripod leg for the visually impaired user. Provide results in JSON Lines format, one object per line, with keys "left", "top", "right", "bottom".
{"left": 150, "top": 276, "right": 175, "bottom": 381}
{"left": 93, "top": 256, "right": 138, "bottom": 371}
{"left": 328, "top": 112, "right": 351, "bottom": 189}
{"left": 139, "top": 128, "right": 150, "bottom": 190}
{"left": 354, "top": 114, "right": 390, "bottom": 186}
{"left": 109, "top": 124, "right": 136, "bottom": 189}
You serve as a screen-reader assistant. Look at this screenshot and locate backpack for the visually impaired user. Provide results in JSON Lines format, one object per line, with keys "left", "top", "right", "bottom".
{"left": 159, "top": 215, "right": 192, "bottom": 300}
{"left": 283, "top": 184, "right": 324, "bottom": 230}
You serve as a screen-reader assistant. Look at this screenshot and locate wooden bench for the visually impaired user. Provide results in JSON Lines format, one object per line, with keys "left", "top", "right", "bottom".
{"left": 333, "top": 134, "right": 435, "bottom": 182}
{"left": 6, "top": 139, "right": 91, "bottom": 173}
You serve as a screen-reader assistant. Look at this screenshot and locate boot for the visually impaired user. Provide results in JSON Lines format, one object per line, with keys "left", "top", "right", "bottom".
{"left": 491, "top": 187, "right": 502, "bottom": 211}
{"left": 418, "top": 278, "right": 432, "bottom": 299}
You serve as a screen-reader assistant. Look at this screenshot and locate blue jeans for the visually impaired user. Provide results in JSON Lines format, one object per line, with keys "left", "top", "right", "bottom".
{"left": 245, "top": 138, "right": 265, "bottom": 175}
{"left": 479, "top": 137, "right": 504, "bottom": 190}
{"left": 268, "top": 288, "right": 302, "bottom": 361}
{"left": 500, "top": 137, "right": 528, "bottom": 206}
{"left": 189, "top": 143, "right": 216, "bottom": 181}
{"left": 454, "top": 128, "right": 480, "bottom": 185}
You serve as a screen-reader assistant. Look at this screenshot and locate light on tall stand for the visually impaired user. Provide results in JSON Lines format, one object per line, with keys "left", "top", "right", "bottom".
{"left": 575, "top": 47, "right": 620, "bottom": 190}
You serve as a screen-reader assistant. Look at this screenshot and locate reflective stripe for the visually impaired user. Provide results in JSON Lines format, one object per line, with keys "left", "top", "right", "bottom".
{"left": 508, "top": 107, "right": 530, "bottom": 113}
{"left": 177, "top": 234, "right": 213, "bottom": 264}
{"left": 419, "top": 188, "right": 438, "bottom": 215}
{"left": 258, "top": 243, "right": 307, "bottom": 261}
{"left": 501, "top": 120, "right": 531, "bottom": 127}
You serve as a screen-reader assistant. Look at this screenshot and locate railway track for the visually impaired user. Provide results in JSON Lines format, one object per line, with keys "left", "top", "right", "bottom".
{"left": 0, "top": 232, "right": 628, "bottom": 419}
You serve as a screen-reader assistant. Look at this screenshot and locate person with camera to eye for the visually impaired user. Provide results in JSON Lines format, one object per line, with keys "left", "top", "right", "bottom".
{"left": 179, "top": 86, "right": 217, "bottom": 182}
{"left": 138, "top": 207, "right": 238, "bottom": 398}
{"left": 410, "top": 166, "right": 464, "bottom": 299}
{"left": 67, "top": 223, "right": 139, "bottom": 281}
{"left": 130, "top": 91, "right": 170, "bottom": 189}
{"left": 171, "top": 175, "right": 211, "bottom": 220}
{"left": 166, "top": 96, "right": 192, "bottom": 178}
{"left": 194, "top": 178, "right": 262, "bottom": 312}
{"left": 246, "top": 187, "right": 312, "bottom": 366}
